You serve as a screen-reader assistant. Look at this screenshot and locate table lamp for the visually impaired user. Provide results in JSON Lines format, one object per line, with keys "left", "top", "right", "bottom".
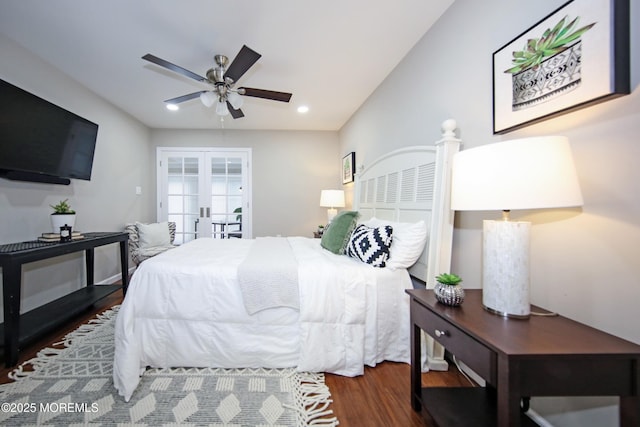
{"left": 451, "top": 136, "right": 583, "bottom": 318}
{"left": 320, "top": 189, "right": 345, "bottom": 223}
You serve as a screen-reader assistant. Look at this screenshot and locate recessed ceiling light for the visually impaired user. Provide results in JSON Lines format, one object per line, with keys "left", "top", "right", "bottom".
{"left": 166, "top": 104, "right": 179, "bottom": 111}
{"left": 297, "top": 105, "right": 309, "bottom": 114}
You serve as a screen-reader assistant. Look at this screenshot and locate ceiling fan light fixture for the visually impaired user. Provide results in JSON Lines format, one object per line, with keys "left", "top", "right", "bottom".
{"left": 200, "top": 91, "right": 216, "bottom": 108}
{"left": 227, "top": 91, "right": 244, "bottom": 110}
{"left": 216, "top": 100, "right": 230, "bottom": 116}
{"left": 143, "top": 45, "right": 292, "bottom": 120}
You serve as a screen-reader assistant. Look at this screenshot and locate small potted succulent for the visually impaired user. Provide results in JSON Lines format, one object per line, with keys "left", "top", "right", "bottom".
{"left": 434, "top": 273, "right": 465, "bottom": 306}
{"left": 50, "top": 199, "right": 76, "bottom": 233}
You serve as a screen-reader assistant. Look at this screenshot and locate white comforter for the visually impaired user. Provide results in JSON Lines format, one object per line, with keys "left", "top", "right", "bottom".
{"left": 113, "top": 236, "right": 411, "bottom": 401}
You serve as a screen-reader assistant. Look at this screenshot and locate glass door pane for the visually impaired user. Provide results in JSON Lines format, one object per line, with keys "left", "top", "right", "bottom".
{"left": 210, "top": 155, "right": 245, "bottom": 239}
{"left": 166, "top": 155, "right": 201, "bottom": 244}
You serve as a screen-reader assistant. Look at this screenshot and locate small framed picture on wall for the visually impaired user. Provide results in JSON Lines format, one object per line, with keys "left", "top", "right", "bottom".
{"left": 342, "top": 152, "right": 355, "bottom": 184}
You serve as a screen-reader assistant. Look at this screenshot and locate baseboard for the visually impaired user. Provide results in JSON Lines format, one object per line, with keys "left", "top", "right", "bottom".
{"left": 450, "top": 355, "right": 485, "bottom": 387}
{"left": 96, "top": 267, "right": 135, "bottom": 285}
{"left": 448, "top": 354, "right": 554, "bottom": 427}
{"left": 526, "top": 409, "right": 554, "bottom": 427}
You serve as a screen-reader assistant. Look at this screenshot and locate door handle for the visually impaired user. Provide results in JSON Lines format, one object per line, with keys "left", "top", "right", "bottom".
{"left": 206, "top": 207, "right": 210, "bottom": 218}
{"left": 200, "top": 207, "right": 204, "bottom": 218}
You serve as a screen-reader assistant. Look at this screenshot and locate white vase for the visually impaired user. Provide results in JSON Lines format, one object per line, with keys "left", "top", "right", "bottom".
{"left": 51, "top": 214, "right": 76, "bottom": 233}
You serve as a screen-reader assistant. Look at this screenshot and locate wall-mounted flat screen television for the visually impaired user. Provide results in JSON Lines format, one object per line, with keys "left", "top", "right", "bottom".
{"left": 0, "top": 78, "right": 99, "bottom": 185}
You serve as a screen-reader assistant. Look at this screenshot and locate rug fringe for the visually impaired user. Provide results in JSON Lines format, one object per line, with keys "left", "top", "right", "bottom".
{"left": 7, "top": 306, "right": 120, "bottom": 381}
{"left": 287, "top": 371, "right": 340, "bottom": 426}
{"left": 54, "top": 305, "right": 120, "bottom": 348}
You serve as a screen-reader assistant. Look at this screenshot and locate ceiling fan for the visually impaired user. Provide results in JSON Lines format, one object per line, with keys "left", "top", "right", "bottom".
{"left": 142, "top": 45, "right": 292, "bottom": 119}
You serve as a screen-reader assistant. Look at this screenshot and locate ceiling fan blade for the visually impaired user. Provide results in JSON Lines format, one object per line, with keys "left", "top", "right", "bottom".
{"left": 227, "top": 101, "right": 245, "bottom": 119}
{"left": 240, "top": 87, "right": 292, "bottom": 103}
{"left": 224, "top": 45, "right": 261, "bottom": 83}
{"left": 164, "top": 91, "right": 206, "bottom": 104}
{"left": 142, "top": 54, "right": 207, "bottom": 82}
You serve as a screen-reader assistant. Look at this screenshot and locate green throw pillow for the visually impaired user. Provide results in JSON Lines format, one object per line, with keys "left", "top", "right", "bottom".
{"left": 320, "top": 210, "right": 359, "bottom": 254}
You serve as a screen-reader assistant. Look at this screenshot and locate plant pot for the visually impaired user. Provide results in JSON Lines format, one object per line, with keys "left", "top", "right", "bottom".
{"left": 434, "top": 282, "right": 465, "bottom": 306}
{"left": 51, "top": 213, "right": 76, "bottom": 233}
{"left": 512, "top": 40, "right": 582, "bottom": 111}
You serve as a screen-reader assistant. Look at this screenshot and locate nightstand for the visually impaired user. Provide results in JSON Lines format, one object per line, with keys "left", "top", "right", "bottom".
{"left": 406, "top": 289, "right": 640, "bottom": 427}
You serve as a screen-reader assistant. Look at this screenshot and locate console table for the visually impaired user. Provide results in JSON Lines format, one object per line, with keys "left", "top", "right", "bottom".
{"left": 0, "top": 232, "right": 129, "bottom": 366}
{"left": 407, "top": 289, "right": 640, "bottom": 427}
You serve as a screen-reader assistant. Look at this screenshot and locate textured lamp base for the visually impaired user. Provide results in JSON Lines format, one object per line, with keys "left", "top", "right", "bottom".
{"left": 482, "top": 219, "right": 531, "bottom": 318}
{"left": 327, "top": 208, "right": 337, "bottom": 223}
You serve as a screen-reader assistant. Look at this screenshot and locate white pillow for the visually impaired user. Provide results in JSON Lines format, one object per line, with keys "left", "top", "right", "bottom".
{"left": 363, "top": 218, "right": 428, "bottom": 269}
{"left": 136, "top": 221, "right": 171, "bottom": 248}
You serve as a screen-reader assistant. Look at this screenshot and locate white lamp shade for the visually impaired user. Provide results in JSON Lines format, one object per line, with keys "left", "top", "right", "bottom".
{"left": 320, "top": 189, "right": 345, "bottom": 223}
{"left": 216, "top": 100, "right": 230, "bottom": 116}
{"left": 451, "top": 136, "right": 583, "bottom": 212}
{"left": 319, "top": 190, "right": 345, "bottom": 208}
{"left": 200, "top": 91, "right": 216, "bottom": 108}
{"left": 227, "top": 91, "right": 244, "bottom": 110}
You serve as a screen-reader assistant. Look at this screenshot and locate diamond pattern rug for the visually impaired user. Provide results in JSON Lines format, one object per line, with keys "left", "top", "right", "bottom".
{"left": 0, "top": 306, "right": 338, "bottom": 426}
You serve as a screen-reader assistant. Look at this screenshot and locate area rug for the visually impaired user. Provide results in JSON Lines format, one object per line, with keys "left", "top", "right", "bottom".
{"left": 0, "top": 306, "right": 338, "bottom": 426}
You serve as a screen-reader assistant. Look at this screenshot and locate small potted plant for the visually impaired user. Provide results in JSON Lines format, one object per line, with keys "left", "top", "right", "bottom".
{"left": 434, "top": 273, "right": 465, "bottom": 306}
{"left": 50, "top": 199, "right": 76, "bottom": 233}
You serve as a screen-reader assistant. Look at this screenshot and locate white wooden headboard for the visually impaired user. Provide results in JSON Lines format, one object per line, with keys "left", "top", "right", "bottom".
{"left": 353, "top": 119, "right": 461, "bottom": 287}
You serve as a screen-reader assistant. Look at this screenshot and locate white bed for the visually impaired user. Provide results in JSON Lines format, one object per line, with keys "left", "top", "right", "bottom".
{"left": 113, "top": 120, "right": 461, "bottom": 402}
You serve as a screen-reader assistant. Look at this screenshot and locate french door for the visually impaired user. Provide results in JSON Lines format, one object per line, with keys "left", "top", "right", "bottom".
{"left": 157, "top": 147, "right": 252, "bottom": 244}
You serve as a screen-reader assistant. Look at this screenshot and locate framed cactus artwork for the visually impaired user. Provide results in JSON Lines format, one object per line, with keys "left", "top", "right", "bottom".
{"left": 342, "top": 152, "right": 355, "bottom": 184}
{"left": 492, "top": 0, "right": 629, "bottom": 134}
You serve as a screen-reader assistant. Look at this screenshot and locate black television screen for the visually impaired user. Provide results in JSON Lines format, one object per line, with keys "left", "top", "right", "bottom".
{"left": 0, "top": 78, "right": 99, "bottom": 184}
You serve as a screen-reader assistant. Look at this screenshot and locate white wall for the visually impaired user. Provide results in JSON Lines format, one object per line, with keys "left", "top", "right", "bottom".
{"left": 0, "top": 34, "right": 154, "bottom": 316}
{"left": 150, "top": 129, "right": 341, "bottom": 237}
{"left": 340, "top": 0, "right": 639, "bottom": 425}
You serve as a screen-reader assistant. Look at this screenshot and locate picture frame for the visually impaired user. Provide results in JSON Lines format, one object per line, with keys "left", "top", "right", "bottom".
{"left": 342, "top": 152, "right": 355, "bottom": 184}
{"left": 492, "top": 0, "right": 629, "bottom": 134}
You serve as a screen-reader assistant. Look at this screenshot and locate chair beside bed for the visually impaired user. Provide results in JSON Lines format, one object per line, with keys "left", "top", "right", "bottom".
{"left": 125, "top": 221, "right": 177, "bottom": 266}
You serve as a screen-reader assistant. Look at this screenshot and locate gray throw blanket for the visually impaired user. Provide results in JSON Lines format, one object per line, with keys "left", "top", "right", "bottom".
{"left": 237, "top": 237, "right": 300, "bottom": 315}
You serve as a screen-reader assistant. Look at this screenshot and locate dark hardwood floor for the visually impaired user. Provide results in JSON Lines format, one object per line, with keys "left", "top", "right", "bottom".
{"left": 325, "top": 361, "right": 473, "bottom": 426}
{"left": 0, "top": 291, "right": 473, "bottom": 426}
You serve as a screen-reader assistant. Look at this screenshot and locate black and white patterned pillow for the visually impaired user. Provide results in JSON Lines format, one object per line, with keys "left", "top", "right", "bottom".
{"left": 347, "top": 224, "right": 393, "bottom": 267}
